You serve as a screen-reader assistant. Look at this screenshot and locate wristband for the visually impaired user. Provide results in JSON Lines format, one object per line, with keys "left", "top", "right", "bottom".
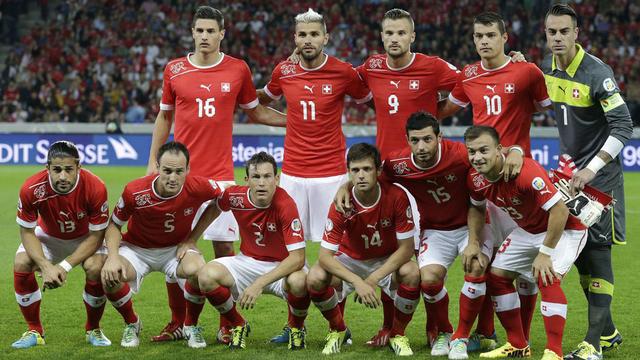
{"left": 508, "top": 146, "right": 524, "bottom": 156}
{"left": 539, "top": 245, "right": 555, "bottom": 256}
{"left": 58, "top": 260, "right": 73, "bottom": 272}
{"left": 586, "top": 156, "right": 606, "bottom": 174}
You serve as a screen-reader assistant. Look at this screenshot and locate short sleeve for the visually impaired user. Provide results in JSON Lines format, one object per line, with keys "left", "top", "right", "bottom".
{"left": 392, "top": 190, "right": 415, "bottom": 240}
{"left": 436, "top": 57, "right": 460, "bottom": 92}
{"left": 321, "top": 204, "right": 345, "bottom": 252}
{"left": 528, "top": 64, "right": 551, "bottom": 107}
{"left": 355, "top": 64, "right": 368, "bottom": 85}
{"left": 346, "top": 67, "right": 372, "bottom": 104}
{"left": 238, "top": 61, "right": 259, "bottom": 109}
{"left": 519, "top": 161, "right": 561, "bottom": 211}
{"left": 160, "top": 63, "right": 175, "bottom": 111}
{"left": 112, "top": 187, "right": 133, "bottom": 226}
{"left": 448, "top": 71, "right": 469, "bottom": 107}
{"left": 87, "top": 178, "right": 109, "bottom": 231}
{"left": 216, "top": 189, "right": 231, "bottom": 212}
{"left": 264, "top": 64, "right": 284, "bottom": 100}
{"left": 16, "top": 184, "right": 37, "bottom": 228}
{"left": 466, "top": 171, "right": 487, "bottom": 207}
{"left": 280, "top": 197, "right": 305, "bottom": 252}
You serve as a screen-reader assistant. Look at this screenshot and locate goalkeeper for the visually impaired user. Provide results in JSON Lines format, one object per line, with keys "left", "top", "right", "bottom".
{"left": 541, "top": 3, "right": 634, "bottom": 358}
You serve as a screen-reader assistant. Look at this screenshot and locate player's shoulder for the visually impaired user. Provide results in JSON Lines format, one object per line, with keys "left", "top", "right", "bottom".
{"left": 273, "top": 186, "right": 297, "bottom": 207}
{"left": 517, "top": 158, "right": 548, "bottom": 184}
{"left": 416, "top": 53, "right": 459, "bottom": 71}
{"left": 540, "top": 54, "right": 553, "bottom": 73}
{"left": 185, "top": 174, "right": 218, "bottom": 190}
{"left": 124, "top": 174, "right": 156, "bottom": 193}
{"left": 220, "top": 53, "right": 250, "bottom": 68}
{"left": 442, "top": 138, "right": 466, "bottom": 152}
{"left": 380, "top": 182, "right": 407, "bottom": 199}
{"left": 579, "top": 51, "right": 614, "bottom": 78}
{"left": 79, "top": 168, "right": 106, "bottom": 187}
{"left": 467, "top": 168, "right": 489, "bottom": 190}
{"left": 326, "top": 55, "right": 357, "bottom": 73}
{"left": 20, "top": 169, "right": 49, "bottom": 197}
{"left": 386, "top": 147, "right": 413, "bottom": 163}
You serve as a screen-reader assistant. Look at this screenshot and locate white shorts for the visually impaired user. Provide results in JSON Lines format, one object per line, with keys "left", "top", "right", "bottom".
{"left": 193, "top": 181, "right": 239, "bottom": 242}
{"left": 16, "top": 226, "right": 107, "bottom": 264}
{"left": 486, "top": 201, "right": 519, "bottom": 248}
{"left": 492, "top": 227, "right": 588, "bottom": 283}
{"left": 118, "top": 242, "right": 180, "bottom": 293}
{"left": 335, "top": 253, "right": 396, "bottom": 301}
{"left": 213, "top": 253, "right": 297, "bottom": 300}
{"left": 393, "top": 183, "right": 422, "bottom": 250}
{"left": 280, "top": 172, "right": 347, "bottom": 242}
{"left": 417, "top": 226, "right": 493, "bottom": 269}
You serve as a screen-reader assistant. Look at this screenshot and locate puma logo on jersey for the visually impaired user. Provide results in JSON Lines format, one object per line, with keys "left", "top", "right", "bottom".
{"left": 59, "top": 210, "right": 70, "bottom": 218}
{"left": 390, "top": 80, "right": 400, "bottom": 88}
{"left": 558, "top": 86, "right": 566, "bottom": 94}
{"left": 252, "top": 222, "right": 263, "bottom": 231}
{"left": 200, "top": 84, "right": 212, "bottom": 92}
{"left": 486, "top": 84, "right": 496, "bottom": 93}
{"left": 366, "top": 223, "right": 378, "bottom": 230}
{"left": 304, "top": 85, "right": 314, "bottom": 93}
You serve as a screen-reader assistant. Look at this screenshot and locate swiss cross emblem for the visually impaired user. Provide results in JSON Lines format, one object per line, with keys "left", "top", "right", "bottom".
{"left": 230, "top": 196, "right": 245, "bottom": 208}
{"left": 468, "top": 287, "right": 476, "bottom": 294}
{"left": 381, "top": 218, "right": 391, "bottom": 228}
{"left": 267, "top": 222, "right": 277, "bottom": 232}
{"left": 504, "top": 83, "right": 515, "bottom": 93}
{"left": 542, "top": 305, "right": 547, "bottom": 311}
{"left": 572, "top": 88, "right": 580, "bottom": 98}
{"left": 592, "top": 281, "right": 600, "bottom": 288}
{"left": 322, "top": 84, "right": 332, "bottom": 94}
{"left": 445, "top": 174, "right": 457, "bottom": 183}
{"left": 77, "top": 211, "right": 86, "bottom": 219}
{"left": 510, "top": 197, "right": 522, "bottom": 205}
{"left": 393, "top": 161, "right": 409, "bottom": 175}
{"left": 221, "top": 82, "right": 231, "bottom": 92}
{"left": 184, "top": 207, "right": 194, "bottom": 216}
{"left": 409, "top": 80, "right": 419, "bottom": 90}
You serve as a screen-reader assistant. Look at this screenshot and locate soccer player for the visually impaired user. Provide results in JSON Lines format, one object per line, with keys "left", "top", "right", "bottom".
{"left": 308, "top": 143, "right": 420, "bottom": 356}
{"left": 542, "top": 4, "right": 633, "bottom": 359}
{"left": 146, "top": 6, "right": 286, "bottom": 343}
{"left": 12, "top": 141, "right": 110, "bottom": 349}
{"left": 464, "top": 126, "right": 587, "bottom": 360}
{"left": 437, "top": 12, "right": 552, "bottom": 349}
{"left": 101, "top": 142, "right": 222, "bottom": 347}
{"left": 190, "top": 152, "right": 309, "bottom": 350}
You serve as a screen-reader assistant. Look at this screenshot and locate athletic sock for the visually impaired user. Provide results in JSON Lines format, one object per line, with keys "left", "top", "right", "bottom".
{"left": 183, "top": 281, "right": 205, "bottom": 326}
{"left": 487, "top": 272, "right": 527, "bottom": 348}
{"left": 287, "top": 291, "right": 310, "bottom": 329}
{"left": 391, "top": 285, "right": 420, "bottom": 336}
{"left": 204, "top": 286, "right": 245, "bottom": 327}
{"left": 309, "top": 287, "right": 346, "bottom": 331}
{"left": 539, "top": 277, "right": 567, "bottom": 357}
{"left": 421, "top": 281, "right": 453, "bottom": 333}
{"left": 14, "top": 271, "right": 43, "bottom": 335}
{"left": 452, "top": 275, "right": 486, "bottom": 340}
{"left": 83, "top": 279, "right": 106, "bottom": 330}
{"left": 106, "top": 283, "right": 138, "bottom": 324}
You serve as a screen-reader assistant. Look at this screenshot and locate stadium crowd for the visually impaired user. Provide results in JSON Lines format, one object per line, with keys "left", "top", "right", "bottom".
{"left": 1, "top": 0, "right": 639, "bottom": 125}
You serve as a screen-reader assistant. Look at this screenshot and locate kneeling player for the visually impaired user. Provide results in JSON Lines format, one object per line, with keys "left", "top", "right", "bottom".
{"left": 100, "top": 142, "right": 222, "bottom": 347}
{"left": 190, "top": 152, "right": 310, "bottom": 350}
{"left": 308, "top": 143, "right": 420, "bottom": 356}
{"left": 464, "top": 126, "right": 587, "bottom": 360}
{"left": 12, "top": 141, "right": 110, "bottom": 348}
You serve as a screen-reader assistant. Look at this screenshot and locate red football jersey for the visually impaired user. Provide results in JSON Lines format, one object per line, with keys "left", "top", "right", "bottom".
{"left": 264, "top": 55, "right": 372, "bottom": 177}
{"left": 467, "top": 158, "right": 585, "bottom": 234}
{"left": 112, "top": 175, "right": 222, "bottom": 248}
{"left": 17, "top": 169, "right": 109, "bottom": 239}
{"left": 322, "top": 182, "right": 415, "bottom": 260}
{"left": 382, "top": 139, "right": 471, "bottom": 231}
{"left": 449, "top": 60, "right": 551, "bottom": 156}
{"left": 357, "top": 53, "right": 459, "bottom": 158}
{"left": 160, "top": 54, "right": 259, "bottom": 181}
{"left": 217, "top": 185, "right": 305, "bottom": 262}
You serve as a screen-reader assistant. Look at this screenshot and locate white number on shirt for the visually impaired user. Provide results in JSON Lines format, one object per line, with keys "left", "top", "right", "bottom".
{"left": 164, "top": 214, "right": 175, "bottom": 232}
{"left": 388, "top": 94, "right": 399, "bottom": 114}
{"left": 300, "top": 100, "right": 316, "bottom": 120}
{"left": 254, "top": 231, "right": 265, "bottom": 247}
{"left": 362, "top": 230, "right": 382, "bottom": 249}
{"left": 500, "top": 206, "right": 523, "bottom": 220}
{"left": 483, "top": 95, "right": 502, "bottom": 115}
{"left": 57, "top": 220, "right": 76, "bottom": 233}
{"left": 195, "top": 97, "right": 216, "bottom": 118}
{"left": 560, "top": 104, "right": 568, "bottom": 125}
{"left": 427, "top": 187, "right": 451, "bottom": 204}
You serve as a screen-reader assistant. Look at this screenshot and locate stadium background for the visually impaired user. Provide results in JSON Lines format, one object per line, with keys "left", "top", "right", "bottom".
{"left": 0, "top": 0, "right": 638, "bottom": 358}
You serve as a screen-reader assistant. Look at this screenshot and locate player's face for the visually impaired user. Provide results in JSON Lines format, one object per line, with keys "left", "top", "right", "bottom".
{"left": 348, "top": 157, "right": 380, "bottom": 193}
{"left": 246, "top": 162, "right": 279, "bottom": 206}
{"left": 294, "top": 22, "right": 328, "bottom": 62}
{"left": 466, "top": 134, "right": 502, "bottom": 175}
{"left": 407, "top": 127, "right": 441, "bottom": 166}
{"left": 47, "top": 157, "right": 80, "bottom": 193}
{"left": 473, "top": 23, "right": 507, "bottom": 60}
{"left": 156, "top": 152, "right": 188, "bottom": 197}
{"left": 192, "top": 19, "right": 225, "bottom": 55}
{"left": 381, "top": 18, "right": 415, "bottom": 59}
{"left": 545, "top": 15, "right": 578, "bottom": 56}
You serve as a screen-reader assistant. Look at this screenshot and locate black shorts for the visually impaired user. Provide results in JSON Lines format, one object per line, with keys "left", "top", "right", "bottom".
{"left": 586, "top": 183, "right": 625, "bottom": 248}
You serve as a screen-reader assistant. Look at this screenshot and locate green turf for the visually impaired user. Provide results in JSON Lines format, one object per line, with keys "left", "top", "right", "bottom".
{"left": 1, "top": 166, "right": 638, "bottom": 359}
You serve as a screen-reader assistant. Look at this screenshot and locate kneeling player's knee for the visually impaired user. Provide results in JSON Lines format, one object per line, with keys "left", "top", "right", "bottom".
{"left": 306, "top": 266, "right": 329, "bottom": 292}
{"left": 14, "top": 253, "right": 34, "bottom": 273}
{"left": 420, "top": 268, "right": 445, "bottom": 285}
{"left": 178, "top": 256, "right": 204, "bottom": 279}
{"left": 286, "top": 271, "right": 308, "bottom": 295}
{"left": 466, "top": 260, "right": 485, "bottom": 277}
{"left": 197, "top": 264, "right": 221, "bottom": 291}
{"left": 399, "top": 262, "right": 420, "bottom": 287}
{"left": 82, "top": 255, "right": 105, "bottom": 279}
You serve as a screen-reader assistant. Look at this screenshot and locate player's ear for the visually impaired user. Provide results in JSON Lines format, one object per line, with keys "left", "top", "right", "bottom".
{"left": 502, "top": 31, "right": 508, "bottom": 44}
{"left": 323, "top": 32, "right": 329, "bottom": 46}
{"left": 219, "top": 28, "right": 225, "bottom": 40}
{"left": 275, "top": 173, "right": 280, "bottom": 184}
{"left": 411, "top": 31, "right": 416, "bottom": 44}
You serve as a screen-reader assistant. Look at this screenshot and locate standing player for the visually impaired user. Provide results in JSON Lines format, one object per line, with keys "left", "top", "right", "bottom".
{"left": 101, "top": 142, "right": 222, "bottom": 348}
{"left": 12, "top": 141, "right": 111, "bottom": 349}
{"left": 437, "top": 12, "right": 552, "bottom": 349}
{"left": 464, "top": 126, "right": 587, "bottom": 360}
{"left": 308, "top": 143, "right": 420, "bottom": 356}
{"left": 146, "top": 6, "right": 286, "bottom": 343}
{"left": 542, "top": 4, "right": 633, "bottom": 359}
{"left": 190, "top": 152, "right": 310, "bottom": 350}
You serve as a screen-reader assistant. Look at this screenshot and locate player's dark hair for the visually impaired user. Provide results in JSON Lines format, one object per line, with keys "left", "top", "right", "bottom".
{"left": 382, "top": 8, "right": 414, "bottom": 31}
{"left": 474, "top": 12, "right": 506, "bottom": 35}
{"left": 347, "top": 143, "right": 382, "bottom": 169}
{"left": 545, "top": 3, "right": 578, "bottom": 27}
{"left": 157, "top": 141, "right": 190, "bottom": 166}
{"left": 246, "top": 151, "right": 278, "bottom": 177}
{"left": 405, "top": 111, "right": 440, "bottom": 137}
{"left": 463, "top": 125, "right": 500, "bottom": 146}
{"left": 192, "top": 6, "right": 224, "bottom": 29}
{"left": 47, "top": 141, "right": 80, "bottom": 164}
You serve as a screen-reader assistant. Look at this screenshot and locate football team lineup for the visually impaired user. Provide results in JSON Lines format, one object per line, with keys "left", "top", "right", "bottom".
{"left": 5, "top": 4, "right": 636, "bottom": 360}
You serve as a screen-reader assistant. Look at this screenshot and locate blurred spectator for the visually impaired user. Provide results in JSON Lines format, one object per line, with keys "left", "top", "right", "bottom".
{"left": 0, "top": 0, "right": 637, "bottom": 126}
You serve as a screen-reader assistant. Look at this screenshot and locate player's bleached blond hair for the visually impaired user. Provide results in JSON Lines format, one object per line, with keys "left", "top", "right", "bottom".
{"left": 294, "top": 8, "right": 327, "bottom": 33}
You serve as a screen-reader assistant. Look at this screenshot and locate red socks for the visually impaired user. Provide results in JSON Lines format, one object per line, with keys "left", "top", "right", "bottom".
{"left": 14, "top": 271, "right": 43, "bottom": 335}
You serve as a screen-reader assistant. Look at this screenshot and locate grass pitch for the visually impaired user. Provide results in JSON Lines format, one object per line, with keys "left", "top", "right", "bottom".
{"left": 0, "top": 166, "right": 638, "bottom": 359}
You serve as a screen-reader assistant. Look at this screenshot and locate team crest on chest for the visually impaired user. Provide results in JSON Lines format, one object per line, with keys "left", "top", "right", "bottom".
{"left": 369, "top": 58, "right": 383, "bottom": 69}
{"left": 473, "top": 174, "right": 487, "bottom": 188}
{"left": 230, "top": 196, "right": 245, "bottom": 208}
{"left": 465, "top": 65, "right": 478, "bottom": 78}
{"left": 393, "top": 161, "right": 409, "bottom": 175}
{"left": 281, "top": 64, "right": 297, "bottom": 75}
{"left": 135, "top": 193, "right": 152, "bottom": 207}
{"left": 34, "top": 184, "right": 46, "bottom": 199}
{"left": 170, "top": 61, "right": 186, "bottom": 74}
